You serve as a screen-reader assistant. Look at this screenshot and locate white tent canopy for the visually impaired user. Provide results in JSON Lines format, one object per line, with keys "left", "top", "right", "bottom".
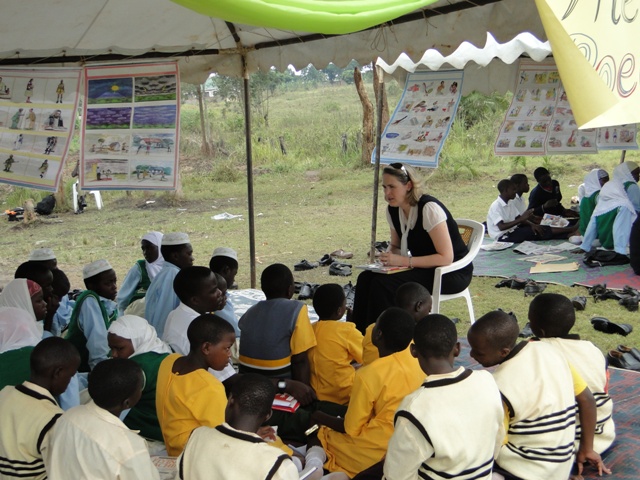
{"left": 0, "top": 0, "right": 546, "bottom": 86}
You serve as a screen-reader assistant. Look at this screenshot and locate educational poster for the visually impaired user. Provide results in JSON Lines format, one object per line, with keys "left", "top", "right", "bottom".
{"left": 81, "top": 63, "right": 179, "bottom": 190}
{"left": 0, "top": 68, "right": 82, "bottom": 192}
{"left": 495, "top": 59, "right": 597, "bottom": 156}
{"left": 375, "top": 70, "right": 463, "bottom": 168}
{"left": 596, "top": 124, "right": 638, "bottom": 151}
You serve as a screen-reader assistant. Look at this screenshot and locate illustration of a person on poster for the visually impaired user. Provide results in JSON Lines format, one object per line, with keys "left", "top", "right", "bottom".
{"left": 0, "top": 77, "right": 8, "bottom": 96}
{"left": 39, "top": 159, "right": 49, "bottom": 178}
{"left": 25, "top": 79, "right": 34, "bottom": 103}
{"left": 13, "top": 134, "right": 23, "bottom": 150}
{"left": 56, "top": 80, "right": 65, "bottom": 103}
{"left": 25, "top": 108, "right": 36, "bottom": 130}
{"left": 3, "top": 154, "right": 15, "bottom": 172}
{"left": 10, "top": 108, "right": 24, "bottom": 129}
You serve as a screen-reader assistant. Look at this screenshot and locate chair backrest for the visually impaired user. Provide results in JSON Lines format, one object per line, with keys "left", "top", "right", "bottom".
{"left": 453, "top": 219, "right": 485, "bottom": 268}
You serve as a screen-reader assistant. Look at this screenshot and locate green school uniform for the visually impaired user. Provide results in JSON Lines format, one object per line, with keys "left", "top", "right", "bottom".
{"left": 0, "top": 347, "right": 34, "bottom": 390}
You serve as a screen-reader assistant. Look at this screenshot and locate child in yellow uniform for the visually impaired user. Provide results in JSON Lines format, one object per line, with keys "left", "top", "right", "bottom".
{"left": 310, "top": 307, "right": 425, "bottom": 478}
{"left": 362, "top": 282, "right": 431, "bottom": 366}
{"left": 156, "top": 314, "right": 235, "bottom": 456}
{"left": 309, "top": 284, "right": 363, "bottom": 405}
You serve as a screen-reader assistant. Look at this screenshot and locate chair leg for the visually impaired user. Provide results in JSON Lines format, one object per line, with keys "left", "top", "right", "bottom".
{"left": 464, "top": 290, "right": 476, "bottom": 324}
{"left": 431, "top": 296, "right": 440, "bottom": 314}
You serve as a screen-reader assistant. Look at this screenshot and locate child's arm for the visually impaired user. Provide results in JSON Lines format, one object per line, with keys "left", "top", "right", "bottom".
{"left": 291, "top": 351, "right": 311, "bottom": 386}
{"left": 497, "top": 209, "right": 533, "bottom": 231}
{"left": 575, "top": 387, "right": 610, "bottom": 476}
{"left": 116, "top": 264, "right": 141, "bottom": 315}
{"left": 383, "top": 413, "right": 433, "bottom": 480}
{"left": 310, "top": 410, "right": 345, "bottom": 433}
{"left": 79, "top": 297, "right": 111, "bottom": 370}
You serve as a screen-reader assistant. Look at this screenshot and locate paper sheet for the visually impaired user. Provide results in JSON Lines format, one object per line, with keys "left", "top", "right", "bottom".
{"left": 530, "top": 262, "right": 579, "bottom": 274}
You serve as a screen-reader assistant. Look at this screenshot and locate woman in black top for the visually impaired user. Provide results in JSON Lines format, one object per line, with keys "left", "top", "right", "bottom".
{"left": 351, "top": 163, "right": 472, "bottom": 333}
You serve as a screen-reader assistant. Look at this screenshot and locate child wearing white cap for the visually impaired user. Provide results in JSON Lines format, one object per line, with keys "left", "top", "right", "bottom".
{"left": 66, "top": 259, "right": 118, "bottom": 372}
{"left": 209, "top": 247, "right": 240, "bottom": 338}
{"left": 28, "top": 248, "right": 57, "bottom": 270}
{"left": 116, "top": 231, "right": 164, "bottom": 315}
{"left": 144, "top": 233, "right": 193, "bottom": 337}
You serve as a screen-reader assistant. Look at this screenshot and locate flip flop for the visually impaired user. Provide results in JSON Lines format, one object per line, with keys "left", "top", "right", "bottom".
{"left": 591, "top": 317, "right": 633, "bottom": 336}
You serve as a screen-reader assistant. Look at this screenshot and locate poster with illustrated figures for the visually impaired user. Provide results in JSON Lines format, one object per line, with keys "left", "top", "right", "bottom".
{"left": 375, "top": 70, "right": 463, "bottom": 168}
{"left": 0, "top": 67, "right": 82, "bottom": 192}
{"left": 596, "top": 124, "right": 638, "bottom": 150}
{"left": 81, "top": 62, "right": 180, "bottom": 190}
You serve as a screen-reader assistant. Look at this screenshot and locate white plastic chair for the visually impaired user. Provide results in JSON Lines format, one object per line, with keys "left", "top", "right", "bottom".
{"left": 72, "top": 180, "right": 103, "bottom": 213}
{"left": 431, "top": 219, "right": 484, "bottom": 323}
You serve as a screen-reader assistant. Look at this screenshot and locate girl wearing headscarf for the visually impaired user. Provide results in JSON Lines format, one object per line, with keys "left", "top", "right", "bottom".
{"left": 107, "top": 315, "right": 171, "bottom": 443}
{"left": 581, "top": 162, "right": 639, "bottom": 254}
{"left": 0, "top": 278, "right": 81, "bottom": 409}
{"left": 0, "top": 307, "right": 43, "bottom": 390}
{"left": 579, "top": 168, "right": 609, "bottom": 235}
{"left": 116, "top": 231, "right": 164, "bottom": 315}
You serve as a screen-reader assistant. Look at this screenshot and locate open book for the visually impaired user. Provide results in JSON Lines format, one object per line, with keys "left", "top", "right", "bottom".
{"left": 356, "top": 263, "right": 412, "bottom": 274}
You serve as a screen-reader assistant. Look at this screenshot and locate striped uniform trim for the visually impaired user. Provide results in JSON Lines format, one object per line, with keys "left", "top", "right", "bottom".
{"left": 508, "top": 405, "right": 576, "bottom": 436}
{"left": 0, "top": 456, "right": 46, "bottom": 478}
{"left": 265, "top": 455, "right": 291, "bottom": 480}
{"left": 505, "top": 440, "right": 575, "bottom": 464}
{"left": 420, "top": 456, "right": 494, "bottom": 480}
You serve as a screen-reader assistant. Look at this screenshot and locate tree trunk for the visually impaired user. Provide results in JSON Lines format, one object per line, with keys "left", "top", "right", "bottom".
{"left": 354, "top": 68, "right": 374, "bottom": 166}
{"left": 373, "top": 67, "right": 390, "bottom": 128}
{"left": 196, "top": 85, "right": 211, "bottom": 155}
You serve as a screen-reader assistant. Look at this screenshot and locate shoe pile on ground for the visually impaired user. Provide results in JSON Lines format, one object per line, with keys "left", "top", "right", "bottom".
{"left": 607, "top": 345, "right": 640, "bottom": 371}
{"left": 588, "top": 284, "right": 640, "bottom": 311}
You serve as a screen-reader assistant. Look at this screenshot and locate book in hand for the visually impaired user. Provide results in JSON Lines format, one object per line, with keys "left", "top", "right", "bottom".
{"left": 356, "top": 263, "right": 412, "bottom": 274}
{"left": 272, "top": 393, "right": 300, "bottom": 413}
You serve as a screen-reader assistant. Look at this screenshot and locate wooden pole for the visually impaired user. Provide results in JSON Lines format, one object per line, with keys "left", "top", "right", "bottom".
{"left": 196, "top": 85, "right": 210, "bottom": 155}
{"left": 242, "top": 57, "right": 257, "bottom": 288}
{"left": 370, "top": 66, "right": 385, "bottom": 262}
{"left": 620, "top": 149, "right": 627, "bottom": 163}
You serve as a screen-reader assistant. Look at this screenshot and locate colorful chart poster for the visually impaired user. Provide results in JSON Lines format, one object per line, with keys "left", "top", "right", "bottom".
{"left": 0, "top": 68, "right": 81, "bottom": 192}
{"left": 375, "top": 70, "right": 463, "bottom": 168}
{"left": 596, "top": 124, "right": 638, "bottom": 151}
{"left": 495, "top": 60, "right": 597, "bottom": 156}
{"left": 81, "top": 62, "right": 180, "bottom": 190}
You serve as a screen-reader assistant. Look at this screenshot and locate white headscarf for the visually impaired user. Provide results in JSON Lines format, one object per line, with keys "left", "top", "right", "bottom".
{"left": 592, "top": 174, "right": 637, "bottom": 223}
{"left": 107, "top": 315, "right": 171, "bottom": 357}
{"left": 0, "top": 278, "right": 37, "bottom": 321}
{"left": 142, "top": 231, "right": 164, "bottom": 279}
{"left": 0, "top": 307, "right": 42, "bottom": 354}
{"left": 583, "top": 169, "right": 605, "bottom": 198}
{"left": 614, "top": 162, "right": 637, "bottom": 185}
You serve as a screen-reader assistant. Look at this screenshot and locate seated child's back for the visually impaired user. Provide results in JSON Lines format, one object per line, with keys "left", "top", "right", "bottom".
{"left": 309, "top": 284, "right": 363, "bottom": 405}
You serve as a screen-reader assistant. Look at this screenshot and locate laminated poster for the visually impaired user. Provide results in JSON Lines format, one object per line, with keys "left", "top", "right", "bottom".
{"left": 81, "top": 62, "right": 180, "bottom": 191}
{"left": 495, "top": 59, "right": 597, "bottom": 156}
{"left": 375, "top": 70, "right": 463, "bottom": 168}
{"left": 596, "top": 124, "right": 638, "bottom": 151}
{"left": 0, "top": 67, "right": 82, "bottom": 192}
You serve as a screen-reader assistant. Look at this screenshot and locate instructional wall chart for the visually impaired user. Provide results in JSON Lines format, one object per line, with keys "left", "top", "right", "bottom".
{"left": 81, "top": 62, "right": 180, "bottom": 190}
{"left": 0, "top": 67, "right": 82, "bottom": 192}
{"left": 375, "top": 70, "right": 463, "bottom": 168}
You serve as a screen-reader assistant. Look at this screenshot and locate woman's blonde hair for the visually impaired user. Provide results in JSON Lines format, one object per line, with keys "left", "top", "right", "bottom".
{"left": 382, "top": 163, "right": 423, "bottom": 206}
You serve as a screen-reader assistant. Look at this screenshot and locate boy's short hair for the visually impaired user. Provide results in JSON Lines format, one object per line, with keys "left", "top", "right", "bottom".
{"left": 470, "top": 310, "right": 519, "bottom": 350}
{"left": 51, "top": 269, "right": 71, "bottom": 298}
{"left": 14, "top": 262, "right": 51, "bottom": 282}
{"left": 260, "top": 263, "right": 293, "bottom": 299}
{"left": 529, "top": 293, "right": 575, "bottom": 337}
{"left": 312, "top": 284, "right": 345, "bottom": 319}
{"left": 173, "top": 266, "right": 214, "bottom": 304}
{"left": 229, "top": 373, "right": 275, "bottom": 419}
{"left": 497, "top": 179, "right": 513, "bottom": 194}
{"left": 209, "top": 255, "right": 239, "bottom": 274}
{"left": 510, "top": 173, "right": 528, "bottom": 186}
{"left": 533, "top": 167, "right": 550, "bottom": 181}
{"left": 187, "top": 314, "right": 235, "bottom": 352}
{"left": 394, "top": 282, "right": 431, "bottom": 311}
{"left": 413, "top": 314, "right": 457, "bottom": 359}
{"left": 88, "top": 358, "right": 143, "bottom": 410}
{"left": 161, "top": 244, "right": 189, "bottom": 262}
{"left": 31, "top": 337, "right": 80, "bottom": 376}
{"left": 376, "top": 307, "right": 415, "bottom": 353}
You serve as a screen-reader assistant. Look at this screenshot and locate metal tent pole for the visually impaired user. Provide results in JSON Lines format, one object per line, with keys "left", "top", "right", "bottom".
{"left": 242, "top": 56, "right": 257, "bottom": 288}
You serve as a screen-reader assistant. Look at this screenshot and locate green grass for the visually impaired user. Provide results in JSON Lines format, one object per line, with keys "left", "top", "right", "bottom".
{"left": 0, "top": 83, "right": 638, "bottom": 356}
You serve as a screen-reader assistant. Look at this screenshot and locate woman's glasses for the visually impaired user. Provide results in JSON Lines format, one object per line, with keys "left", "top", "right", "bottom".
{"left": 389, "top": 162, "right": 409, "bottom": 177}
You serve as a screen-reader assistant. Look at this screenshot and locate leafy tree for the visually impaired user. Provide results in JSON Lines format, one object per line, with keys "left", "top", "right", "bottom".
{"left": 323, "top": 63, "right": 341, "bottom": 85}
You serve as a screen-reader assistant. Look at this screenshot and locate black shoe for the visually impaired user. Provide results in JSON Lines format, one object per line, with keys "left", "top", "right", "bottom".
{"left": 318, "top": 254, "right": 333, "bottom": 266}
{"left": 588, "top": 284, "right": 608, "bottom": 297}
{"left": 294, "top": 260, "right": 318, "bottom": 271}
{"left": 519, "top": 322, "right": 534, "bottom": 338}
{"left": 591, "top": 317, "right": 633, "bottom": 336}
{"left": 617, "top": 345, "right": 640, "bottom": 362}
{"left": 524, "top": 281, "right": 546, "bottom": 297}
{"left": 329, "top": 262, "right": 352, "bottom": 276}
{"left": 294, "top": 281, "right": 304, "bottom": 294}
{"left": 495, "top": 276, "right": 527, "bottom": 290}
{"left": 298, "top": 283, "right": 319, "bottom": 300}
{"left": 607, "top": 349, "right": 640, "bottom": 370}
{"left": 619, "top": 295, "right": 640, "bottom": 312}
{"left": 571, "top": 296, "right": 587, "bottom": 311}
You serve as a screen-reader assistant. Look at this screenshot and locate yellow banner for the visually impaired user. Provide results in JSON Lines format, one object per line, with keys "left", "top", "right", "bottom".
{"left": 535, "top": 0, "right": 640, "bottom": 129}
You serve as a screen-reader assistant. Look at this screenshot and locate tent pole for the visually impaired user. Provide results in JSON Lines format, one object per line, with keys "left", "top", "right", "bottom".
{"left": 370, "top": 66, "right": 385, "bottom": 262}
{"left": 620, "top": 149, "right": 627, "bottom": 163}
{"left": 242, "top": 56, "right": 257, "bottom": 288}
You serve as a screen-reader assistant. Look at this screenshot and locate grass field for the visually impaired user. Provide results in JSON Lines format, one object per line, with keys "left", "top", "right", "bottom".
{"left": 1, "top": 82, "right": 639, "bottom": 356}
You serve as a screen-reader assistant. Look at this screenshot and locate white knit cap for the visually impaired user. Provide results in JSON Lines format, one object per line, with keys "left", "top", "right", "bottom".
{"left": 82, "top": 259, "right": 113, "bottom": 279}
{"left": 162, "top": 232, "right": 190, "bottom": 246}
{"left": 211, "top": 247, "right": 238, "bottom": 261}
{"left": 28, "top": 248, "right": 56, "bottom": 261}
